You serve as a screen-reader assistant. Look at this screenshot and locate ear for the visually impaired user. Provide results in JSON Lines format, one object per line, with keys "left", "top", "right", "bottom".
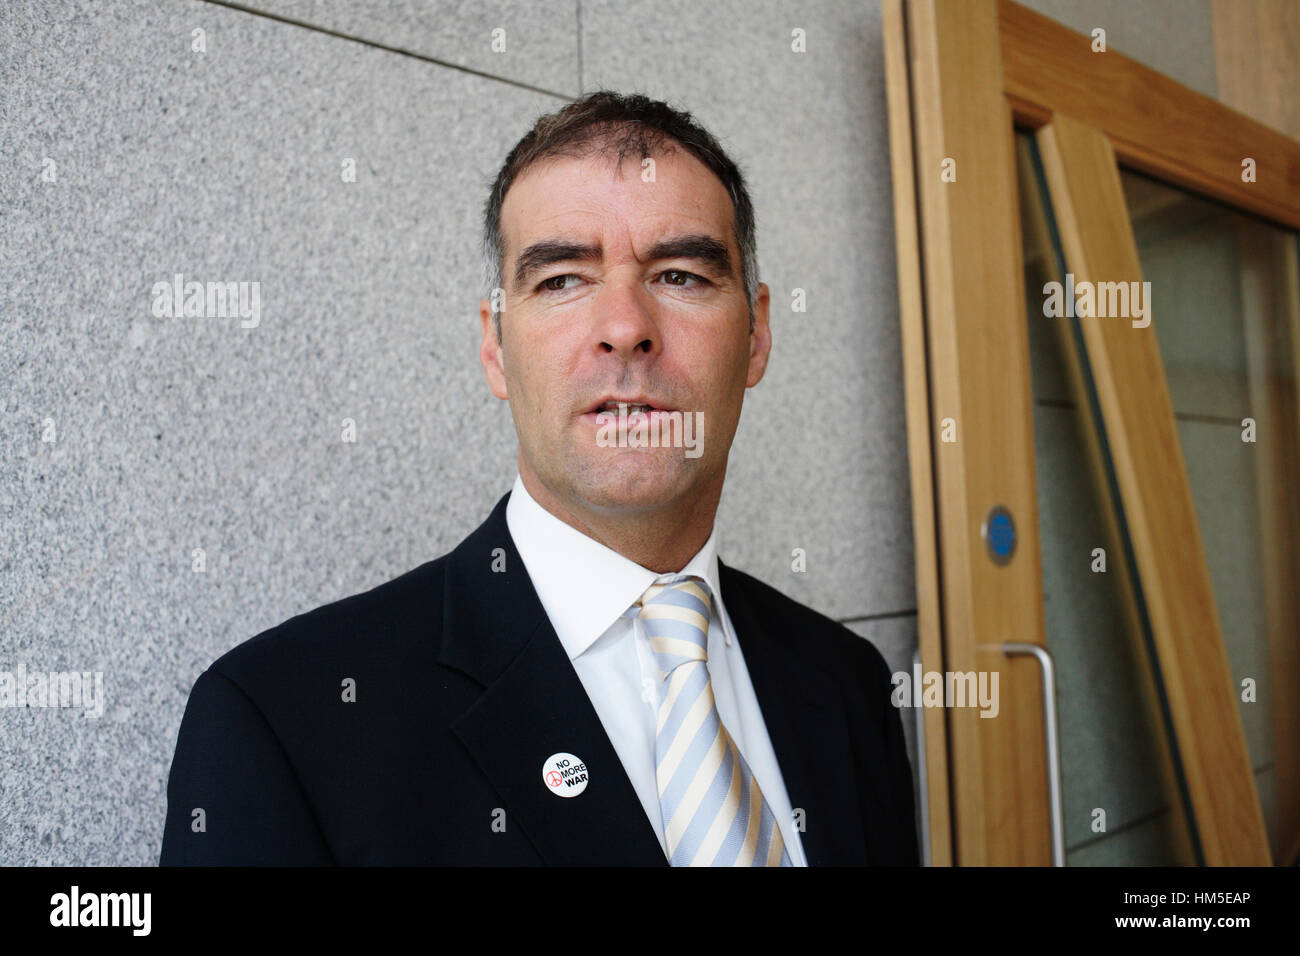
{"left": 479, "top": 297, "right": 509, "bottom": 400}
{"left": 745, "top": 282, "right": 772, "bottom": 388}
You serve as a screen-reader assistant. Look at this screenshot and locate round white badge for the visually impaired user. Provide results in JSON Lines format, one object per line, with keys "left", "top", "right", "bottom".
{"left": 542, "top": 752, "right": 589, "bottom": 798}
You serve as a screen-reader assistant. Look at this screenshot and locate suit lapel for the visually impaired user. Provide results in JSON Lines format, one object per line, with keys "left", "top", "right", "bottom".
{"left": 718, "top": 560, "right": 866, "bottom": 866}
{"left": 440, "top": 493, "right": 667, "bottom": 866}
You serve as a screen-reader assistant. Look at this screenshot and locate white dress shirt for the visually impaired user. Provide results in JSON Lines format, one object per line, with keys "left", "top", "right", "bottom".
{"left": 505, "top": 473, "right": 808, "bottom": 866}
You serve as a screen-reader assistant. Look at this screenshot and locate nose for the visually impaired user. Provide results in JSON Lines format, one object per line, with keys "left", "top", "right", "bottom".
{"left": 591, "top": 275, "right": 661, "bottom": 360}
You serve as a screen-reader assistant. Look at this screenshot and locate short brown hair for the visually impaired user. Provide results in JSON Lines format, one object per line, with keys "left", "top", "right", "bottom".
{"left": 482, "top": 90, "right": 758, "bottom": 341}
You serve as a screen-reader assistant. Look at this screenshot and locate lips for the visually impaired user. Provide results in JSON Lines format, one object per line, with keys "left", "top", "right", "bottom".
{"left": 581, "top": 397, "right": 679, "bottom": 430}
{"left": 587, "top": 396, "right": 672, "bottom": 415}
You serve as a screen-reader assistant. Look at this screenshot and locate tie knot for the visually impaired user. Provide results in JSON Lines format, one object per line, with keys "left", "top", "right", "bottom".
{"left": 636, "top": 575, "right": 713, "bottom": 677}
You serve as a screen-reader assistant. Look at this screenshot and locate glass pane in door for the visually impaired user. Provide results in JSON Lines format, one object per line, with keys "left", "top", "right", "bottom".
{"left": 1014, "top": 131, "right": 1198, "bottom": 865}
{"left": 1119, "top": 169, "right": 1300, "bottom": 863}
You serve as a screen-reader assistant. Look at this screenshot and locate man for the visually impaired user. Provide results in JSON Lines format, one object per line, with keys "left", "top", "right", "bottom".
{"left": 161, "top": 91, "right": 918, "bottom": 866}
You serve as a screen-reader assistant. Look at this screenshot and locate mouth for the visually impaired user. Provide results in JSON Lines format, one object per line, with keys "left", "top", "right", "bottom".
{"left": 585, "top": 397, "right": 673, "bottom": 416}
{"left": 581, "top": 397, "right": 678, "bottom": 428}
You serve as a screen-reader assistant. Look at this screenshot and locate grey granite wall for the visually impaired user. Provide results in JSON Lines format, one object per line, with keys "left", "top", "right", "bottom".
{"left": 0, "top": 0, "right": 1216, "bottom": 866}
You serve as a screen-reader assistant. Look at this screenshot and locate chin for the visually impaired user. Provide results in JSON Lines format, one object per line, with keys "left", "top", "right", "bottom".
{"left": 574, "top": 452, "right": 699, "bottom": 512}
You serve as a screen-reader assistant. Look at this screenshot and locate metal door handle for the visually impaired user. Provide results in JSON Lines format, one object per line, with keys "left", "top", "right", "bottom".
{"left": 912, "top": 648, "right": 931, "bottom": 866}
{"left": 1001, "top": 642, "right": 1065, "bottom": 866}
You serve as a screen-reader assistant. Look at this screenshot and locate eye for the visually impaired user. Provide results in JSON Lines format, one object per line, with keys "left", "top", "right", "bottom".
{"left": 660, "top": 269, "right": 708, "bottom": 288}
{"left": 537, "top": 274, "right": 580, "bottom": 294}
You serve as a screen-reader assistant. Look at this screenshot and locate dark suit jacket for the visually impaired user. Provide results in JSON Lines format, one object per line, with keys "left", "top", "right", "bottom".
{"left": 160, "top": 491, "right": 919, "bottom": 865}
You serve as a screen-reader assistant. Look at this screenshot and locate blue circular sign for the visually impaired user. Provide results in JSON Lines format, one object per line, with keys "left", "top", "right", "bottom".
{"left": 983, "top": 506, "right": 1016, "bottom": 565}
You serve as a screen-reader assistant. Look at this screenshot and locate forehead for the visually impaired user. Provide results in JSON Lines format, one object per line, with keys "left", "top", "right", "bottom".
{"left": 500, "top": 148, "right": 736, "bottom": 254}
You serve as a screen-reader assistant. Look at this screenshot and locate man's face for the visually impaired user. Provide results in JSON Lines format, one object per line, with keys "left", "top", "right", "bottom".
{"left": 479, "top": 146, "right": 771, "bottom": 520}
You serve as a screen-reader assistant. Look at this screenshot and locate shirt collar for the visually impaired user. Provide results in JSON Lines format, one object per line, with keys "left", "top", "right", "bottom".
{"left": 505, "top": 473, "right": 730, "bottom": 661}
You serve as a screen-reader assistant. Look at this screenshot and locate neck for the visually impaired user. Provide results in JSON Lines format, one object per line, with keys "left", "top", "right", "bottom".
{"left": 518, "top": 465, "right": 721, "bottom": 573}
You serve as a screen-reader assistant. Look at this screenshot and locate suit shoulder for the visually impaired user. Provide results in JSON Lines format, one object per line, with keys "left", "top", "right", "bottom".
{"left": 718, "top": 562, "right": 891, "bottom": 680}
{"left": 206, "top": 554, "right": 450, "bottom": 685}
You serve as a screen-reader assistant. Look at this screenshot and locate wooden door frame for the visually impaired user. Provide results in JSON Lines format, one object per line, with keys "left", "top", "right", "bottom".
{"left": 885, "top": 0, "right": 1052, "bottom": 867}
{"left": 885, "top": 0, "right": 1296, "bottom": 864}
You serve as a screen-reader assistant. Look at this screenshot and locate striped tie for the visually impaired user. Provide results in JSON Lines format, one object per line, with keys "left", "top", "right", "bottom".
{"left": 636, "top": 575, "right": 791, "bottom": 867}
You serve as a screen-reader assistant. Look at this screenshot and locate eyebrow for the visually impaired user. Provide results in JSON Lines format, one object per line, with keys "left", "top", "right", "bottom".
{"left": 512, "top": 233, "right": 735, "bottom": 291}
